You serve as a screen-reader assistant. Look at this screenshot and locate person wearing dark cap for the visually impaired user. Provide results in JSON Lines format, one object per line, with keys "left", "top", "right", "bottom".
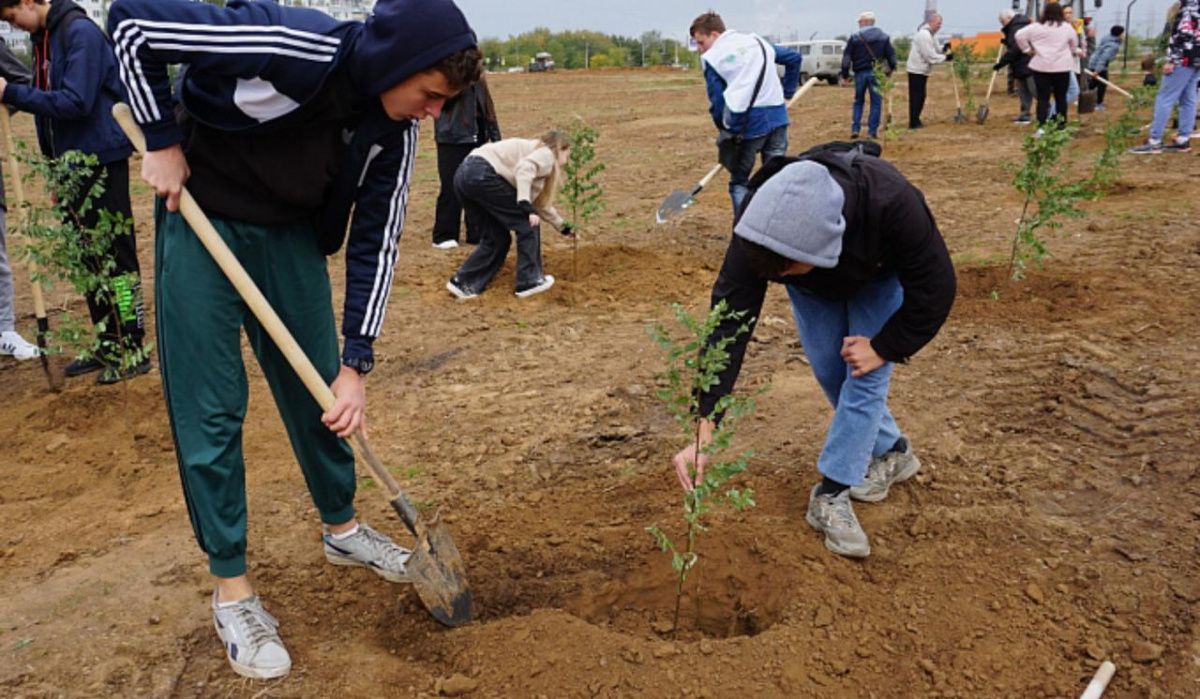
{"left": 105, "top": 0, "right": 482, "bottom": 679}
{"left": 669, "top": 145, "right": 955, "bottom": 560}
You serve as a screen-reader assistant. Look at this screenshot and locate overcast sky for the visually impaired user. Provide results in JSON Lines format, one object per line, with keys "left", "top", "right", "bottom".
{"left": 455, "top": 1, "right": 1177, "bottom": 43}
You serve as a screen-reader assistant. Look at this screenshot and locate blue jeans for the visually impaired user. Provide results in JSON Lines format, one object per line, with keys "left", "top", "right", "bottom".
{"left": 1149, "top": 65, "right": 1199, "bottom": 142}
{"left": 786, "top": 275, "right": 904, "bottom": 486}
{"left": 852, "top": 71, "right": 882, "bottom": 136}
{"left": 727, "top": 124, "right": 789, "bottom": 215}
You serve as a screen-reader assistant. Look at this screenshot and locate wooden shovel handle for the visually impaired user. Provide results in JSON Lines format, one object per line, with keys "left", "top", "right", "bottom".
{"left": 111, "top": 103, "right": 409, "bottom": 504}
{"left": 1084, "top": 69, "right": 1133, "bottom": 99}
{"left": 786, "top": 75, "right": 821, "bottom": 109}
{"left": 0, "top": 107, "right": 48, "bottom": 319}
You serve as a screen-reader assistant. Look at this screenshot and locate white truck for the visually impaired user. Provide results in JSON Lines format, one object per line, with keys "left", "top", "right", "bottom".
{"left": 775, "top": 39, "right": 846, "bottom": 85}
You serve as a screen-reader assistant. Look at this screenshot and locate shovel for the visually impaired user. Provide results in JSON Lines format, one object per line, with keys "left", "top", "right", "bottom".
{"left": 656, "top": 75, "right": 820, "bottom": 223}
{"left": 0, "top": 107, "right": 57, "bottom": 390}
{"left": 1084, "top": 69, "right": 1133, "bottom": 99}
{"left": 112, "top": 104, "right": 473, "bottom": 627}
{"left": 951, "top": 68, "right": 967, "bottom": 124}
{"left": 976, "top": 47, "right": 1004, "bottom": 124}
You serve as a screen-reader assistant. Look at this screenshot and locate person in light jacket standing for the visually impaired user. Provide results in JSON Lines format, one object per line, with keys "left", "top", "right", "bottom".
{"left": 1016, "top": 2, "right": 1079, "bottom": 126}
{"left": 905, "top": 13, "right": 950, "bottom": 129}
{"left": 1130, "top": 0, "right": 1200, "bottom": 154}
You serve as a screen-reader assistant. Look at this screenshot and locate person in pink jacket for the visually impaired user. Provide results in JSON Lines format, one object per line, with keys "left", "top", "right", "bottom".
{"left": 1015, "top": 2, "right": 1079, "bottom": 125}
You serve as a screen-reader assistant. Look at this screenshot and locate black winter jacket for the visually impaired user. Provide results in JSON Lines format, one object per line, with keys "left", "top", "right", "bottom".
{"left": 699, "top": 155, "right": 956, "bottom": 416}
{"left": 998, "top": 14, "right": 1034, "bottom": 78}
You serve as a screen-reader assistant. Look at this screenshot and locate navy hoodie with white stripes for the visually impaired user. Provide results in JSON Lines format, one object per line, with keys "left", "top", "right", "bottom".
{"left": 106, "top": 0, "right": 477, "bottom": 365}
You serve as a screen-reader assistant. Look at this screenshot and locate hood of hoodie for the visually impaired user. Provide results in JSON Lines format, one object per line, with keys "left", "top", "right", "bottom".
{"left": 35, "top": 0, "right": 84, "bottom": 43}
{"left": 350, "top": 0, "right": 477, "bottom": 96}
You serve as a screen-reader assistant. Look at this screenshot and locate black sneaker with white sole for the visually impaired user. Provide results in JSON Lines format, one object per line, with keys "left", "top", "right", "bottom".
{"left": 515, "top": 275, "right": 554, "bottom": 298}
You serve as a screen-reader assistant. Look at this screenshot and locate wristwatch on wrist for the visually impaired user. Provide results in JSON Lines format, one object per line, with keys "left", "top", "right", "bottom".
{"left": 342, "top": 356, "right": 374, "bottom": 376}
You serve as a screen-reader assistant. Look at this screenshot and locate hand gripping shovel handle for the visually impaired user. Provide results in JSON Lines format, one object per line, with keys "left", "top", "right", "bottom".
{"left": 1085, "top": 69, "right": 1133, "bottom": 99}
{"left": 0, "top": 106, "right": 55, "bottom": 388}
{"left": 114, "top": 103, "right": 473, "bottom": 626}
{"left": 110, "top": 104, "right": 421, "bottom": 530}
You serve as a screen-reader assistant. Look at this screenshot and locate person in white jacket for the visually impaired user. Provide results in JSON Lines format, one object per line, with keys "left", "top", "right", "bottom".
{"left": 905, "top": 13, "right": 950, "bottom": 129}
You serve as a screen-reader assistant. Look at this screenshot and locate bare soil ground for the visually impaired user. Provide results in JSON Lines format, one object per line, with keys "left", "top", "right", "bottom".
{"left": 2, "top": 69, "right": 1199, "bottom": 698}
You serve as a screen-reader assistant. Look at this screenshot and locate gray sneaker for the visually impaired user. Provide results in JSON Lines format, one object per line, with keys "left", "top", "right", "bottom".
{"left": 323, "top": 523, "right": 413, "bottom": 583}
{"left": 805, "top": 485, "right": 870, "bottom": 558}
{"left": 850, "top": 438, "right": 922, "bottom": 503}
{"left": 212, "top": 592, "right": 291, "bottom": 680}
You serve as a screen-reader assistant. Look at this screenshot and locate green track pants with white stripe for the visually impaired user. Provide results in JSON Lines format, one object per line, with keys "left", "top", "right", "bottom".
{"left": 155, "top": 201, "right": 356, "bottom": 578}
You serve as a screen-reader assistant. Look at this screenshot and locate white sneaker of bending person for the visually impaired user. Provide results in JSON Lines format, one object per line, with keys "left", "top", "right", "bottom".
{"left": 0, "top": 330, "right": 39, "bottom": 360}
{"left": 322, "top": 522, "right": 413, "bottom": 583}
{"left": 212, "top": 591, "right": 292, "bottom": 679}
{"left": 805, "top": 485, "right": 871, "bottom": 558}
{"left": 850, "top": 437, "right": 921, "bottom": 503}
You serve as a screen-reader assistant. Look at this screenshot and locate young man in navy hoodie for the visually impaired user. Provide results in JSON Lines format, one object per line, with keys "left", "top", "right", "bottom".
{"left": 105, "top": 0, "right": 481, "bottom": 679}
{"left": 0, "top": 0, "right": 148, "bottom": 383}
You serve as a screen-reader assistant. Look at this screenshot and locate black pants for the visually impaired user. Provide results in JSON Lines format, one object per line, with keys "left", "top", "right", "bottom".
{"left": 433, "top": 142, "right": 477, "bottom": 245}
{"left": 1034, "top": 71, "right": 1071, "bottom": 125}
{"left": 907, "top": 72, "right": 928, "bottom": 128}
{"left": 1092, "top": 69, "right": 1109, "bottom": 105}
{"left": 67, "top": 159, "right": 145, "bottom": 356}
{"left": 451, "top": 156, "right": 544, "bottom": 294}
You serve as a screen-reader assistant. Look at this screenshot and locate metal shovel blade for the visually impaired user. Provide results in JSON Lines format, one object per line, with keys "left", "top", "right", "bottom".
{"left": 976, "top": 103, "right": 990, "bottom": 124}
{"left": 1077, "top": 89, "right": 1098, "bottom": 115}
{"left": 656, "top": 188, "right": 697, "bottom": 224}
{"left": 954, "top": 108, "right": 967, "bottom": 124}
{"left": 394, "top": 501, "right": 473, "bottom": 626}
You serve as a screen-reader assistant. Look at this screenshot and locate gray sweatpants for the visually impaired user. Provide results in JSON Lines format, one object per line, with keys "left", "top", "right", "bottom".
{"left": 0, "top": 209, "right": 14, "bottom": 332}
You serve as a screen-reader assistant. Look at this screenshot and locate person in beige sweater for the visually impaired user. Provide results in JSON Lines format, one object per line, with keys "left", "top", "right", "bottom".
{"left": 446, "top": 131, "right": 574, "bottom": 298}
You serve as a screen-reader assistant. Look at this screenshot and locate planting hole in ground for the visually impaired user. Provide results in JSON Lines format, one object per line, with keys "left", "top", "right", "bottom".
{"left": 566, "top": 532, "right": 789, "bottom": 639}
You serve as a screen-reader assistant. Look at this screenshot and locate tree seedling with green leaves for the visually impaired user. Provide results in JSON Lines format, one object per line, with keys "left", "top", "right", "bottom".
{"left": 561, "top": 121, "right": 605, "bottom": 284}
{"left": 1085, "top": 86, "right": 1155, "bottom": 196}
{"left": 871, "top": 61, "right": 902, "bottom": 144}
{"left": 19, "top": 149, "right": 151, "bottom": 386}
{"left": 952, "top": 41, "right": 978, "bottom": 115}
{"left": 1008, "top": 119, "right": 1087, "bottom": 280}
{"left": 646, "top": 300, "right": 759, "bottom": 636}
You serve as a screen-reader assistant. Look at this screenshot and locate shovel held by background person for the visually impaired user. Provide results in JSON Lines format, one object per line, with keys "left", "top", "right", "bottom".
{"left": 0, "top": 106, "right": 57, "bottom": 390}
{"left": 976, "top": 47, "right": 1004, "bottom": 124}
{"left": 1084, "top": 69, "right": 1134, "bottom": 100}
{"left": 951, "top": 65, "right": 966, "bottom": 124}
{"left": 656, "top": 75, "right": 820, "bottom": 224}
{"left": 113, "top": 103, "right": 473, "bottom": 628}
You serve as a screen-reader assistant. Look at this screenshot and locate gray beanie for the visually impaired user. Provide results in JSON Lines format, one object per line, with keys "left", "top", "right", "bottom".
{"left": 733, "top": 161, "right": 846, "bottom": 268}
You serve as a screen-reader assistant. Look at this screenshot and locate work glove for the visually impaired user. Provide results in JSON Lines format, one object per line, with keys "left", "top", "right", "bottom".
{"left": 942, "top": 42, "right": 952, "bottom": 53}
{"left": 945, "top": 51, "right": 955, "bottom": 62}
{"left": 560, "top": 223, "right": 575, "bottom": 237}
{"left": 517, "top": 199, "right": 536, "bottom": 215}
{"left": 993, "top": 62, "right": 1004, "bottom": 72}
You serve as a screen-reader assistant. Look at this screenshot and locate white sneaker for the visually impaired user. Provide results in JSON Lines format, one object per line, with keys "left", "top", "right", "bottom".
{"left": 515, "top": 275, "right": 555, "bottom": 298}
{"left": 850, "top": 437, "right": 921, "bottom": 503}
{"left": 0, "top": 330, "right": 39, "bottom": 361}
{"left": 323, "top": 523, "right": 412, "bottom": 583}
{"left": 805, "top": 485, "right": 870, "bottom": 558}
{"left": 433, "top": 240, "right": 459, "bottom": 250}
{"left": 212, "top": 592, "right": 292, "bottom": 680}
